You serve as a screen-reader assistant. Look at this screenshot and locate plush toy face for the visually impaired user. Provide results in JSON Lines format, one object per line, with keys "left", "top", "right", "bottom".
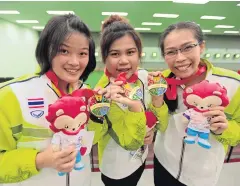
{"left": 46, "top": 94, "right": 90, "bottom": 135}
{"left": 54, "top": 105, "right": 87, "bottom": 132}
{"left": 183, "top": 80, "right": 229, "bottom": 112}
{"left": 186, "top": 93, "right": 223, "bottom": 111}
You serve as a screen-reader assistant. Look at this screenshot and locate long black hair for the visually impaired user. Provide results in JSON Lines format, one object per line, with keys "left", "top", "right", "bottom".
{"left": 35, "top": 14, "right": 96, "bottom": 82}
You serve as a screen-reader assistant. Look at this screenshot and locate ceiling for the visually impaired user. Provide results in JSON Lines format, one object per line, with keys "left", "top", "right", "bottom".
{"left": 0, "top": 1, "right": 240, "bottom": 36}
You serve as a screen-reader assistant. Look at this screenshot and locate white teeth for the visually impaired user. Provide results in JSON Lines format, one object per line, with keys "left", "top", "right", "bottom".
{"left": 177, "top": 65, "right": 190, "bottom": 72}
{"left": 66, "top": 69, "right": 78, "bottom": 73}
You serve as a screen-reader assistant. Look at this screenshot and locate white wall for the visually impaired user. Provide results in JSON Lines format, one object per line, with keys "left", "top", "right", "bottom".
{"left": 0, "top": 18, "right": 39, "bottom": 77}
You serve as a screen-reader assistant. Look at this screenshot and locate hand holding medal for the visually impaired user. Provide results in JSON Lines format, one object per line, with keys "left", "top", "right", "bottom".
{"left": 148, "top": 72, "right": 168, "bottom": 96}
{"left": 115, "top": 72, "right": 143, "bottom": 101}
{"left": 89, "top": 90, "right": 110, "bottom": 118}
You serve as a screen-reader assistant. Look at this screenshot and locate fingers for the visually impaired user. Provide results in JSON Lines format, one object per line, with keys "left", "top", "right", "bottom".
{"left": 110, "top": 85, "right": 125, "bottom": 95}
{"left": 211, "top": 122, "right": 228, "bottom": 131}
{"left": 54, "top": 146, "right": 78, "bottom": 172}
{"left": 144, "top": 135, "right": 153, "bottom": 145}
{"left": 93, "top": 87, "right": 111, "bottom": 99}
{"left": 57, "top": 146, "right": 75, "bottom": 159}
{"left": 58, "top": 158, "right": 76, "bottom": 173}
{"left": 110, "top": 78, "right": 123, "bottom": 85}
{"left": 210, "top": 115, "right": 227, "bottom": 124}
{"left": 60, "top": 150, "right": 78, "bottom": 164}
{"left": 145, "top": 130, "right": 153, "bottom": 138}
{"left": 144, "top": 130, "right": 154, "bottom": 144}
{"left": 208, "top": 106, "right": 225, "bottom": 111}
{"left": 203, "top": 109, "right": 226, "bottom": 118}
{"left": 148, "top": 71, "right": 162, "bottom": 77}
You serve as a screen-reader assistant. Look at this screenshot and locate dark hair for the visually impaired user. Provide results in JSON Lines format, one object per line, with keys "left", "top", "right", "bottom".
{"left": 159, "top": 21, "right": 204, "bottom": 57}
{"left": 160, "top": 21, "right": 204, "bottom": 113}
{"left": 35, "top": 14, "right": 96, "bottom": 82}
{"left": 100, "top": 15, "right": 142, "bottom": 63}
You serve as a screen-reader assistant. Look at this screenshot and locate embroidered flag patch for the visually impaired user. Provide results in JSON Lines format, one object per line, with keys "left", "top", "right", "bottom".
{"left": 28, "top": 98, "right": 44, "bottom": 118}
{"left": 28, "top": 98, "right": 44, "bottom": 109}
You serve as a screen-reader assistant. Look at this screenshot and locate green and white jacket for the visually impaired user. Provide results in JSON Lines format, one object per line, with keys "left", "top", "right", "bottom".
{"left": 154, "top": 59, "right": 240, "bottom": 186}
{"left": 88, "top": 69, "right": 169, "bottom": 179}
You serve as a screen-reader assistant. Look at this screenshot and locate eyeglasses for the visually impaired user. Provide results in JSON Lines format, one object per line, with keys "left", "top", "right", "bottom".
{"left": 163, "top": 43, "right": 201, "bottom": 58}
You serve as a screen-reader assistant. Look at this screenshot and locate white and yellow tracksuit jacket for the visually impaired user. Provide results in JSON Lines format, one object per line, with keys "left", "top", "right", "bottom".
{"left": 0, "top": 74, "right": 97, "bottom": 186}
{"left": 88, "top": 69, "right": 169, "bottom": 179}
{"left": 154, "top": 59, "right": 240, "bottom": 186}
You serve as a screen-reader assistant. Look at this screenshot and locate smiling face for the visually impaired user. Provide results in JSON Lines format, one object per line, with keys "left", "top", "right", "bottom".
{"left": 51, "top": 32, "right": 89, "bottom": 89}
{"left": 105, "top": 34, "right": 140, "bottom": 78}
{"left": 163, "top": 29, "right": 205, "bottom": 79}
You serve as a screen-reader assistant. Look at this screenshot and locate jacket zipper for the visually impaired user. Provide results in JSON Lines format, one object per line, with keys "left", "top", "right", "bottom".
{"left": 177, "top": 137, "right": 186, "bottom": 180}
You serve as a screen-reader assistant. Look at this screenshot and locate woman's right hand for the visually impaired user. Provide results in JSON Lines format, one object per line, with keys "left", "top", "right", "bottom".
{"left": 108, "top": 80, "right": 143, "bottom": 112}
{"left": 94, "top": 86, "right": 110, "bottom": 99}
{"left": 35, "top": 145, "right": 77, "bottom": 173}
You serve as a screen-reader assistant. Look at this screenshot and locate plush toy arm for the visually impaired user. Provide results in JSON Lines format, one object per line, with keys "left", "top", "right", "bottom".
{"left": 80, "top": 146, "right": 87, "bottom": 156}
{"left": 182, "top": 110, "right": 190, "bottom": 125}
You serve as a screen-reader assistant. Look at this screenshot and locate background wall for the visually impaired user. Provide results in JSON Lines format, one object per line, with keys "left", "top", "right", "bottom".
{"left": 0, "top": 18, "right": 39, "bottom": 78}
{"left": 0, "top": 18, "right": 239, "bottom": 86}
{"left": 86, "top": 32, "right": 240, "bottom": 87}
{"left": 92, "top": 32, "right": 240, "bottom": 70}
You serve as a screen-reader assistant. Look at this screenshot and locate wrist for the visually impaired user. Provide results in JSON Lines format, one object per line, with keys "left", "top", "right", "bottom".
{"left": 152, "top": 96, "right": 164, "bottom": 108}
{"left": 35, "top": 151, "right": 47, "bottom": 170}
{"left": 128, "top": 100, "right": 143, "bottom": 112}
{"left": 210, "top": 130, "right": 222, "bottom": 136}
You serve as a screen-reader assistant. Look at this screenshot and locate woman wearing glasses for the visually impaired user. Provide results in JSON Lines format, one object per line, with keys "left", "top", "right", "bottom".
{"left": 154, "top": 21, "right": 240, "bottom": 186}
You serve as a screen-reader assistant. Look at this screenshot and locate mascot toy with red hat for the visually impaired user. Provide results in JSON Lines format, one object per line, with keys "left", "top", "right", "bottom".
{"left": 182, "top": 80, "right": 229, "bottom": 149}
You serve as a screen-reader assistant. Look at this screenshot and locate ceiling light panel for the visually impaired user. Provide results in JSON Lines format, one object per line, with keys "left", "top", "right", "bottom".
{"left": 153, "top": 13, "right": 179, "bottom": 18}
{"left": 46, "top": 11, "right": 75, "bottom": 15}
{"left": 0, "top": 10, "right": 20, "bottom": 14}
{"left": 200, "top": 16, "right": 225, "bottom": 20}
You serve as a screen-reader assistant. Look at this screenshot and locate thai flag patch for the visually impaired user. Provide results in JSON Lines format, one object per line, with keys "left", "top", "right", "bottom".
{"left": 28, "top": 98, "right": 44, "bottom": 109}
{"left": 28, "top": 98, "right": 44, "bottom": 118}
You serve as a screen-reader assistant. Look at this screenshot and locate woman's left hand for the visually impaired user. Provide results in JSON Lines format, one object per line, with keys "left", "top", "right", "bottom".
{"left": 144, "top": 129, "right": 155, "bottom": 145}
{"left": 203, "top": 106, "right": 228, "bottom": 135}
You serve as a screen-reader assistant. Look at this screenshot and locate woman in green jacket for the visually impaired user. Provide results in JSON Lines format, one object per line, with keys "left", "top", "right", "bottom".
{"left": 88, "top": 15, "right": 168, "bottom": 186}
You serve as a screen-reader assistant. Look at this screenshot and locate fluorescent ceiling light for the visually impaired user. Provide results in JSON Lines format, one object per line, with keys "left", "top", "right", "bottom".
{"left": 47, "top": 11, "right": 75, "bottom": 15}
{"left": 153, "top": 13, "right": 179, "bottom": 18}
{"left": 0, "top": 10, "right": 20, "bottom": 14}
{"left": 215, "top": 25, "right": 235, "bottom": 28}
{"left": 102, "top": 12, "right": 128, "bottom": 16}
{"left": 32, "top": 26, "right": 44, "bottom": 30}
{"left": 134, "top": 28, "right": 151, "bottom": 31}
{"left": 200, "top": 16, "right": 225, "bottom": 20}
{"left": 173, "top": 0, "right": 209, "bottom": 4}
{"left": 16, "top": 20, "right": 39, "bottom": 24}
{"left": 224, "top": 54, "right": 231, "bottom": 58}
{"left": 205, "top": 53, "right": 211, "bottom": 58}
{"left": 215, "top": 53, "right": 221, "bottom": 58}
{"left": 142, "top": 22, "right": 162, "bottom": 26}
{"left": 224, "top": 31, "right": 239, "bottom": 34}
{"left": 202, "top": 30, "right": 212, "bottom": 33}
{"left": 234, "top": 54, "right": 240, "bottom": 58}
